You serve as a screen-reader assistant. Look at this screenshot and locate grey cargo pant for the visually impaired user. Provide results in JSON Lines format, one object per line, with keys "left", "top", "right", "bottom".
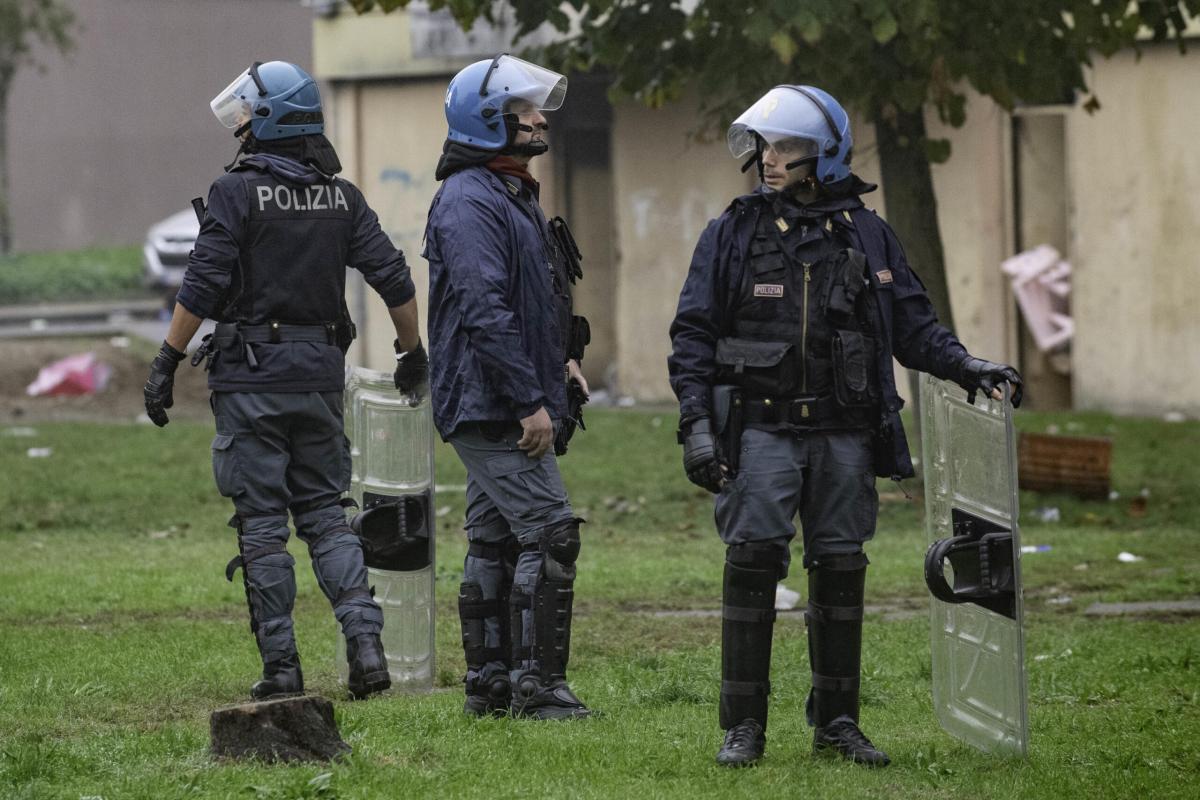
{"left": 211, "top": 391, "right": 382, "bottom": 663}
{"left": 715, "top": 427, "right": 879, "bottom": 575}
{"left": 449, "top": 422, "right": 576, "bottom": 683}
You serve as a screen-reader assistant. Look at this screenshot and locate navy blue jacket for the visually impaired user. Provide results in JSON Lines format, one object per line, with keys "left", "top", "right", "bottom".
{"left": 668, "top": 182, "right": 968, "bottom": 479}
{"left": 178, "top": 154, "right": 415, "bottom": 393}
{"left": 423, "top": 167, "right": 567, "bottom": 439}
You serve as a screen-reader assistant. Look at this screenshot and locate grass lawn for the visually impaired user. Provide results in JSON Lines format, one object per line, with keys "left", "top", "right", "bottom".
{"left": 1, "top": 408, "right": 1197, "bottom": 799}
{"left": 0, "top": 246, "right": 147, "bottom": 305}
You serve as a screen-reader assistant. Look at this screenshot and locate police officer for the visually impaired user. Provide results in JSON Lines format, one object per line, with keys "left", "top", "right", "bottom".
{"left": 143, "top": 61, "right": 427, "bottom": 701}
{"left": 424, "top": 54, "right": 591, "bottom": 719}
{"left": 668, "top": 85, "right": 1022, "bottom": 767}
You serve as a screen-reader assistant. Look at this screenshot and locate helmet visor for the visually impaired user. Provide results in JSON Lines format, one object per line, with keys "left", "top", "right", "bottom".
{"left": 210, "top": 68, "right": 257, "bottom": 129}
{"left": 728, "top": 125, "right": 820, "bottom": 160}
{"left": 483, "top": 55, "right": 567, "bottom": 111}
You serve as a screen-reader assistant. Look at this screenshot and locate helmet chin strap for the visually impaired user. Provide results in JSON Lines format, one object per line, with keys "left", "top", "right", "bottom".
{"left": 502, "top": 115, "right": 549, "bottom": 156}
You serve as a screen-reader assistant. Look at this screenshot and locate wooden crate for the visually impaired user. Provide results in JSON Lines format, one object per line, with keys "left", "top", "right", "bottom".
{"left": 1017, "top": 432, "right": 1112, "bottom": 498}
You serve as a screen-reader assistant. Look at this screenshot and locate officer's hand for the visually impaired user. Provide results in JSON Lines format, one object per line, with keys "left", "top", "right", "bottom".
{"left": 567, "top": 359, "right": 589, "bottom": 399}
{"left": 144, "top": 341, "right": 186, "bottom": 427}
{"left": 518, "top": 407, "right": 554, "bottom": 459}
{"left": 958, "top": 356, "right": 1023, "bottom": 408}
{"left": 394, "top": 338, "right": 429, "bottom": 400}
{"left": 680, "top": 417, "right": 729, "bottom": 494}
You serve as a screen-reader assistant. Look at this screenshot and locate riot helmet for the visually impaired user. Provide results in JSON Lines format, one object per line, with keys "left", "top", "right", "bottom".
{"left": 210, "top": 61, "right": 323, "bottom": 141}
{"left": 444, "top": 54, "right": 567, "bottom": 153}
{"left": 727, "top": 85, "right": 853, "bottom": 186}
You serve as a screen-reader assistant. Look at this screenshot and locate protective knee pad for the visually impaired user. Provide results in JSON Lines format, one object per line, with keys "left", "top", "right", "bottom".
{"left": 461, "top": 537, "right": 518, "bottom": 671}
{"left": 720, "top": 541, "right": 784, "bottom": 730}
{"left": 519, "top": 518, "right": 583, "bottom": 679}
{"left": 805, "top": 551, "right": 868, "bottom": 727}
{"left": 224, "top": 513, "right": 297, "bottom": 661}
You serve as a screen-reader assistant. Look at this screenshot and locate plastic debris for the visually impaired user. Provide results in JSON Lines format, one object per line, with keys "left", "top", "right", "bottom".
{"left": 1021, "top": 545, "right": 1052, "bottom": 554}
{"left": 435, "top": 505, "right": 452, "bottom": 518}
{"left": 109, "top": 336, "right": 131, "bottom": 348}
{"left": 1117, "top": 551, "right": 1144, "bottom": 563}
{"left": 1108, "top": 490, "right": 1120, "bottom": 501}
{"left": 775, "top": 583, "right": 800, "bottom": 611}
{"left": 1163, "top": 411, "right": 1186, "bottom": 423}
{"left": 3, "top": 427, "right": 37, "bottom": 437}
{"left": 25, "top": 352, "right": 112, "bottom": 397}
{"left": 1032, "top": 507, "right": 1060, "bottom": 523}
{"left": 26, "top": 447, "right": 53, "bottom": 458}
{"left": 1047, "top": 595, "right": 1073, "bottom": 605}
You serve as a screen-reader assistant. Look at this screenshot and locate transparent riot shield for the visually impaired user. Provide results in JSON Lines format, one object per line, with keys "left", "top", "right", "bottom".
{"left": 337, "top": 366, "right": 436, "bottom": 691}
{"left": 920, "top": 374, "right": 1028, "bottom": 756}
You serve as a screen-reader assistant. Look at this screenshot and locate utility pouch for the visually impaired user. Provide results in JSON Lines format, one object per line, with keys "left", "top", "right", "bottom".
{"left": 567, "top": 315, "right": 591, "bottom": 362}
{"left": 715, "top": 337, "right": 798, "bottom": 397}
{"left": 832, "top": 330, "right": 877, "bottom": 408}
{"left": 711, "top": 384, "right": 744, "bottom": 474}
{"left": 824, "top": 249, "right": 870, "bottom": 320}
{"left": 336, "top": 319, "right": 357, "bottom": 354}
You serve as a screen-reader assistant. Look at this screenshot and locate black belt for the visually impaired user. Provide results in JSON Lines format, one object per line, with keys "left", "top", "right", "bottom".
{"left": 743, "top": 395, "right": 842, "bottom": 425}
{"left": 214, "top": 321, "right": 339, "bottom": 346}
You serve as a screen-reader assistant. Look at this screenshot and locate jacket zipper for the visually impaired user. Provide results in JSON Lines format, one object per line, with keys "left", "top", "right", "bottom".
{"left": 802, "top": 262, "right": 811, "bottom": 400}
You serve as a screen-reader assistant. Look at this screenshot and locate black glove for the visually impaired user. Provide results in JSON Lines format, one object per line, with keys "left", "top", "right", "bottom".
{"left": 958, "top": 356, "right": 1023, "bottom": 408}
{"left": 144, "top": 341, "right": 186, "bottom": 427}
{"left": 678, "top": 416, "right": 728, "bottom": 494}
{"left": 394, "top": 338, "right": 429, "bottom": 399}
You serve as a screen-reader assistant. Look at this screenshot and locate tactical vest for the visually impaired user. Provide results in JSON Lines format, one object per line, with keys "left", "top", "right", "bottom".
{"left": 716, "top": 209, "right": 881, "bottom": 426}
{"left": 220, "top": 169, "right": 356, "bottom": 327}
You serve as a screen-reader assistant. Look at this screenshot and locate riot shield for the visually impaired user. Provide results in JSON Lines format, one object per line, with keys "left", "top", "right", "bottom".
{"left": 337, "top": 365, "right": 436, "bottom": 691}
{"left": 920, "top": 374, "right": 1028, "bottom": 756}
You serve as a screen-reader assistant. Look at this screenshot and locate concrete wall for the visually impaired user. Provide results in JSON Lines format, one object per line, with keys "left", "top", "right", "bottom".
{"left": 6, "top": 0, "right": 314, "bottom": 252}
{"left": 1067, "top": 45, "right": 1200, "bottom": 416}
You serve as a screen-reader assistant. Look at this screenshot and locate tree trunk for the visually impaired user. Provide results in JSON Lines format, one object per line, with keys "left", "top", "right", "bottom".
{"left": 874, "top": 107, "right": 955, "bottom": 333}
{"left": 875, "top": 107, "right": 956, "bottom": 473}
{"left": 0, "top": 73, "right": 11, "bottom": 255}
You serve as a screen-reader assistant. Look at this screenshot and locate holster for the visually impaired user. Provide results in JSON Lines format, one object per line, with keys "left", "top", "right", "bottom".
{"left": 553, "top": 377, "right": 589, "bottom": 457}
{"left": 711, "top": 384, "right": 744, "bottom": 474}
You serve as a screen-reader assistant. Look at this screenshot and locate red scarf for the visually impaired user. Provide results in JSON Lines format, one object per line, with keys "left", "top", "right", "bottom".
{"left": 485, "top": 156, "right": 540, "bottom": 193}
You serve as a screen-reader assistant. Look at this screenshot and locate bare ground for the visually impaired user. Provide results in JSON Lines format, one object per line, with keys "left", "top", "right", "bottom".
{"left": 0, "top": 337, "right": 213, "bottom": 424}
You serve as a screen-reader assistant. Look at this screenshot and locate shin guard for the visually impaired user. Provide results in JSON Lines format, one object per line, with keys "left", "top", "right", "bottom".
{"left": 805, "top": 552, "right": 868, "bottom": 727}
{"left": 719, "top": 543, "right": 781, "bottom": 730}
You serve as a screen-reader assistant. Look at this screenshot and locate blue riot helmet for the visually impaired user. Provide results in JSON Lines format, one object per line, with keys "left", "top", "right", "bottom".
{"left": 210, "top": 61, "right": 323, "bottom": 141}
{"left": 444, "top": 54, "right": 567, "bottom": 151}
{"left": 727, "top": 85, "right": 853, "bottom": 185}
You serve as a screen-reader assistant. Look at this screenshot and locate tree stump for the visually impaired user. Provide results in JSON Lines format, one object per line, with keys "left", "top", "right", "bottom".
{"left": 210, "top": 695, "right": 351, "bottom": 763}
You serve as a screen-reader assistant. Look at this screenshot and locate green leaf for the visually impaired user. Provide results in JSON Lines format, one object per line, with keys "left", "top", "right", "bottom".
{"left": 923, "top": 137, "right": 952, "bottom": 164}
{"left": 800, "top": 16, "right": 823, "bottom": 45}
{"left": 770, "top": 31, "right": 798, "bottom": 64}
{"left": 872, "top": 13, "right": 899, "bottom": 44}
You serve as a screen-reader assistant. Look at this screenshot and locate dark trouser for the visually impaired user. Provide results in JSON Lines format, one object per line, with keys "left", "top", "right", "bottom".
{"left": 449, "top": 422, "right": 578, "bottom": 687}
{"left": 714, "top": 427, "right": 878, "bottom": 730}
{"left": 211, "top": 391, "right": 382, "bottom": 664}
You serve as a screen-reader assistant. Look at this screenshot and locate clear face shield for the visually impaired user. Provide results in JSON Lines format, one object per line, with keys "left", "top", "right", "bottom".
{"left": 479, "top": 54, "right": 567, "bottom": 111}
{"left": 210, "top": 64, "right": 268, "bottom": 130}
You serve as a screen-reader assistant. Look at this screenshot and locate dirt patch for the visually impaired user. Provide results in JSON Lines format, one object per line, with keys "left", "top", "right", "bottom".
{"left": 0, "top": 337, "right": 213, "bottom": 424}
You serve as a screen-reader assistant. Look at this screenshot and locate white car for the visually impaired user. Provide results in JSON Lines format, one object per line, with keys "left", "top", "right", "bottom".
{"left": 142, "top": 209, "right": 199, "bottom": 297}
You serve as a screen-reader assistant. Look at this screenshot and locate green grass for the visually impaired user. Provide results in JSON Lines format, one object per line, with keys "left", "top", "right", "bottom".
{"left": 0, "top": 246, "right": 147, "bottom": 305}
{"left": 1, "top": 409, "right": 1198, "bottom": 798}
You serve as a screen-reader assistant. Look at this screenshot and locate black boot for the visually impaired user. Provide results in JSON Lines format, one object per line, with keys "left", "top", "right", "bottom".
{"left": 346, "top": 633, "right": 391, "bottom": 699}
{"left": 805, "top": 553, "right": 889, "bottom": 767}
{"left": 250, "top": 652, "right": 304, "bottom": 700}
{"left": 716, "top": 718, "right": 766, "bottom": 767}
{"left": 464, "top": 672, "right": 511, "bottom": 717}
{"left": 510, "top": 674, "right": 590, "bottom": 720}
{"left": 814, "top": 715, "right": 890, "bottom": 766}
